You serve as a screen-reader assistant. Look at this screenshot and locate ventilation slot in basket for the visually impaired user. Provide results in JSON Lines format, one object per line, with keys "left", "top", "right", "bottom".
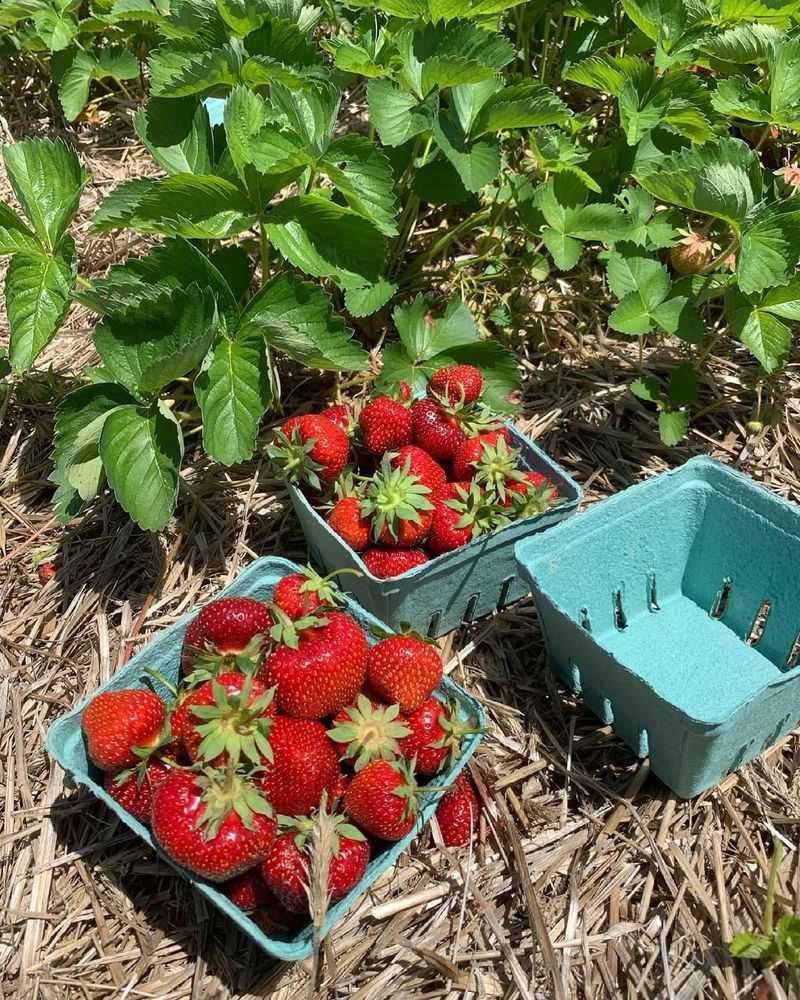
{"left": 579, "top": 607, "right": 592, "bottom": 633}
{"left": 462, "top": 594, "right": 479, "bottom": 623}
{"left": 613, "top": 589, "right": 627, "bottom": 631}
{"left": 746, "top": 600, "right": 772, "bottom": 646}
{"left": 647, "top": 572, "right": 660, "bottom": 612}
{"left": 568, "top": 660, "right": 582, "bottom": 692}
{"left": 427, "top": 611, "right": 442, "bottom": 637}
{"left": 710, "top": 577, "right": 733, "bottom": 619}
{"left": 786, "top": 633, "right": 800, "bottom": 670}
{"left": 498, "top": 576, "right": 515, "bottom": 608}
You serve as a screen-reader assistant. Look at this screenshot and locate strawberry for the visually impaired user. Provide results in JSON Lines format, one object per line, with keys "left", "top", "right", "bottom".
{"left": 268, "top": 414, "right": 350, "bottom": 488}
{"left": 328, "top": 771, "right": 351, "bottom": 805}
{"left": 252, "top": 897, "right": 306, "bottom": 936}
{"left": 428, "top": 483, "right": 509, "bottom": 555}
{"left": 343, "top": 758, "right": 420, "bottom": 841}
{"left": 359, "top": 396, "right": 413, "bottom": 455}
{"left": 390, "top": 445, "right": 446, "bottom": 491}
{"left": 325, "top": 403, "right": 354, "bottom": 433}
{"left": 328, "top": 694, "right": 410, "bottom": 771}
{"left": 428, "top": 364, "right": 483, "bottom": 406}
{"left": 181, "top": 673, "right": 275, "bottom": 766}
{"left": 366, "top": 634, "right": 442, "bottom": 713}
{"left": 151, "top": 768, "right": 276, "bottom": 881}
{"left": 328, "top": 496, "right": 371, "bottom": 551}
{"left": 273, "top": 567, "right": 349, "bottom": 620}
{"left": 260, "top": 608, "right": 368, "bottom": 718}
{"left": 104, "top": 756, "right": 173, "bottom": 823}
{"left": 451, "top": 429, "right": 512, "bottom": 483}
{"left": 398, "top": 698, "right": 480, "bottom": 776}
{"left": 255, "top": 715, "right": 340, "bottom": 815}
{"left": 505, "top": 471, "right": 559, "bottom": 517}
{"left": 82, "top": 690, "right": 167, "bottom": 772}
{"left": 260, "top": 811, "right": 370, "bottom": 914}
{"left": 669, "top": 232, "right": 714, "bottom": 275}
{"left": 411, "top": 399, "right": 467, "bottom": 461}
{"left": 37, "top": 560, "right": 57, "bottom": 584}
{"left": 436, "top": 773, "right": 479, "bottom": 847}
{"left": 399, "top": 381, "right": 412, "bottom": 401}
{"left": 223, "top": 868, "right": 272, "bottom": 911}
{"left": 181, "top": 597, "right": 272, "bottom": 679}
{"left": 361, "top": 456, "right": 434, "bottom": 548}
{"left": 362, "top": 547, "right": 428, "bottom": 578}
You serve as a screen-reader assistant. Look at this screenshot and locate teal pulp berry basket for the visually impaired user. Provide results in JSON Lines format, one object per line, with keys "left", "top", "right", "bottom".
{"left": 46, "top": 557, "right": 485, "bottom": 962}
{"left": 516, "top": 456, "right": 800, "bottom": 798}
{"left": 288, "top": 422, "right": 582, "bottom": 637}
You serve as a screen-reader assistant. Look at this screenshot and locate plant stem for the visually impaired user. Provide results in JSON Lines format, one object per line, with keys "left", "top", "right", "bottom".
{"left": 259, "top": 223, "right": 270, "bottom": 286}
{"left": 764, "top": 841, "right": 783, "bottom": 936}
{"left": 397, "top": 208, "right": 492, "bottom": 285}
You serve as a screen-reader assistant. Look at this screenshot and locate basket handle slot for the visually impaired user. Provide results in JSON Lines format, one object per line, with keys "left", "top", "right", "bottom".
{"left": 579, "top": 607, "right": 592, "bottom": 633}
{"left": 568, "top": 659, "right": 582, "bottom": 692}
{"left": 462, "top": 594, "right": 479, "bottom": 623}
{"left": 710, "top": 577, "right": 733, "bottom": 620}
{"left": 746, "top": 600, "right": 772, "bottom": 647}
{"left": 647, "top": 571, "right": 660, "bottom": 612}
{"left": 612, "top": 589, "right": 627, "bottom": 631}
{"left": 427, "top": 610, "right": 442, "bottom": 637}
{"left": 601, "top": 697, "right": 614, "bottom": 724}
{"left": 498, "top": 576, "right": 515, "bottom": 608}
{"left": 786, "top": 632, "right": 800, "bottom": 670}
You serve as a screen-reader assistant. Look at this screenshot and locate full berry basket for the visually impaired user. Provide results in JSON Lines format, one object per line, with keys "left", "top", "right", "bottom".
{"left": 46, "top": 556, "right": 485, "bottom": 962}
{"left": 516, "top": 456, "right": 800, "bottom": 798}
{"left": 288, "top": 421, "right": 582, "bottom": 637}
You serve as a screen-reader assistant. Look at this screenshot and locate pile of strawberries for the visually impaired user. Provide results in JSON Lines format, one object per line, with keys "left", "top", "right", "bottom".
{"left": 80, "top": 569, "right": 481, "bottom": 933}
{"left": 269, "top": 364, "right": 559, "bottom": 578}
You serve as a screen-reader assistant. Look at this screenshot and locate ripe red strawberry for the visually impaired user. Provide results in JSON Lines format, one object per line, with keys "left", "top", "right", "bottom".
{"left": 362, "top": 547, "right": 428, "bottom": 578}
{"left": 361, "top": 456, "right": 434, "bottom": 548}
{"left": 325, "top": 403, "right": 353, "bottom": 433}
{"left": 397, "top": 697, "right": 479, "bottom": 776}
{"left": 343, "top": 758, "right": 420, "bottom": 841}
{"left": 359, "top": 396, "right": 413, "bottom": 455}
{"left": 223, "top": 868, "right": 272, "bottom": 911}
{"left": 428, "top": 364, "right": 483, "bottom": 405}
{"left": 367, "top": 635, "right": 442, "bottom": 713}
{"left": 256, "top": 715, "right": 340, "bottom": 815}
{"left": 37, "top": 560, "right": 57, "bottom": 584}
{"left": 411, "top": 399, "right": 467, "bottom": 461}
{"left": 268, "top": 414, "right": 350, "bottom": 488}
{"left": 328, "top": 496, "right": 371, "bottom": 551}
{"left": 260, "top": 609, "right": 368, "bottom": 718}
{"left": 504, "top": 471, "right": 559, "bottom": 517}
{"left": 82, "top": 690, "right": 167, "bottom": 771}
{"left": 328, "top": 770, "right": 350, "bottom": 804}
{"left": 260, "top": 811, "right": 370, "bottom": 914}
{"left": 436, "top": 773, "right": 479, "bottom": 847}
{"left": 104, "top": 756, "right": 173, "bottom": 823}
{"left": 391, "top": 445, "right": 446, "bottom": 491}
{"left": 273, "top": 567, "right": 348, "bottom": 620}
{"left": 252, "top": 897, "right": 306, "bottom": 935}
{"left": 428, "top": 483, "right": 509, "bottom": 555}
{"left": 669, "top": 232, "right": 714, "bottom": 275}
{"left": 181, "top": 673, "right": 275, "bottom": 766}
{"left": 151, "top": 768, "right": 276, "bottom": 881}
{"left": 328, "top": 694, "right": 410, "bottom": 770}
{"left": 399, "top": 381, "right": 412, "bottom": 401}
{"left": 182, "top": 597, "right": 272, "bottom": 678}
{"left": 451, "top": 429, "right": 512, "bottom": 483}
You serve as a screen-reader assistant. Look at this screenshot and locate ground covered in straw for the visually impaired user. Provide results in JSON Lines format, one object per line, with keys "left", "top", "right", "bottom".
{"left": 2, "top": 78, "right": 800, "bottom": 1000}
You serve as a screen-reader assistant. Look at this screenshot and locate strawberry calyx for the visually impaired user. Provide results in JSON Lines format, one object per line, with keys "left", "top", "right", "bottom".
{"left": 328, "top": 694, "right": 411, "bottom": 771}
{"left": 291, "top": 565, "right": 361, "bottom": 608}
{"left": 447, "top": 484, "right": 511, "bottom": 537}
{"left": 278, "top": 800, "right": 366, "bottom": 856}
{"left": 189, "top": 675, "right": 276, "bottom": 766}
{"left": 267, "top": 426, "right": 325, "bottom": 490}
{"left": 113, "top": 725, "right": 178, "bottom": 788}
{"left": 361, "top": 456, "right": 434, "bottom": 543}
{"left": 389, "top": 757, "right": 422, "bottom": 822}
{"left": 472, "top": 436, "right": 526, "bottom": 501}
{"left": 510, "top": 478, "right": 559, "bottom": 518}
{"left": 268, "top": 603, "right": 329, "bottom": 651}
{"left": 429, "top": 701, "right": 485, "bottom": 771}
{"left": 182, "top": 632, "right": 268, "bottom": 688}
{"left": 195, "top": 763, "right": 273, "bottom": 840}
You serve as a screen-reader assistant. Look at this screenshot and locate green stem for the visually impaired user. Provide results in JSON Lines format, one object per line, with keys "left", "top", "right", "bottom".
{"left": 764, "top": 841, "right": 783, "bottom": 936}
{"left": 397, "top": 208, "right": 492, "bottom": 285}
{"left": 259, "top": 223, "right": 270, "bottom": 287}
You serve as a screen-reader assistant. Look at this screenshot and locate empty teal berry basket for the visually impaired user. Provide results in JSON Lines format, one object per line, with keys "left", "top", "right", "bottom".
{"left": 46, "top": 556, "right": 485, "bottom": 963}
{"left": 288, "top": 422, "right": 582, "bottom": 637}
{"left": 516, "top": 456, "right": 800, "bottom": 798}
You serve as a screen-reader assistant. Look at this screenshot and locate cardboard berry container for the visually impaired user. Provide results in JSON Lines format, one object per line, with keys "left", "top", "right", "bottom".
{"left": 516, "top": 456, "right": 800, "bottom": 798}
{"left": 288, "top": 421, "right": 582, "bottom": 637}
{"left": 46, "top": 556, "right": 485, "bottom": 962}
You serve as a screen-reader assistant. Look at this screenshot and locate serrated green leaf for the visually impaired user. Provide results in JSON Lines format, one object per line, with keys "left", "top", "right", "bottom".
{"left": 668, "top": 362, "right": 699, "bottom": 406}
{"left": 470, "top": 81, "right": 569, "bottom": 137}
{"left": 564, "top": 53, "right": 649, "bottom": 97}
{"left": 652, "top": 295, "right": 705, "bottom": 343}
{"left": 630, "top": 374, "right": 662, "bottom": 402}
{"left": 367, "top": 79, "right": 438, "bottom": 147}
{"left": 344, "top": 278, "right": 397, "bottom": 317}
{"left": 134, "top": 97, "right": 213, "bottom": 176}
{"left": 727, "top": 287, "right": 792, "bottom": 372}
{"left": 659, "top": 408, "right": 688, "bottom": 445}
{"left": 270, "top": 78, "right": 339, "bottom": 154}
{"left": 215, "top": 0, "right": 263, "bottom": 34}
{"left": 411, "top": 156, "right": 471, "bottom": 204}
{"left": 33, "top": 8, "right": 77, "bottom": 49}
{"left": 738, "top": 200, "right": 800, "bottom": 295}
{"left": 0, "top": 202, "right": 42, "bottom": 255}
{"left": 2, "top": 138, "right": 88, "bottom": 250}
{"left": 238, "top": 272, "right": 368, "bottom": 370}
{"left": 120, "top": 174, "right": 255, "bottom": 238}
{"left": 194, "top": 334, "right": 272, "bottom": 464}
{"left": 432, "top": 110, "right": 500, "bottom": 192}
{"left": 541, "top": 228, "right": 583, "bottom": 270}
{"left": 7, "top": 243, "right": 75, "bottom": 371}
{"left": 697, "top": 23, "right": 780, "bottom": 63}
{"left": 606, "top": 247, "right": 670, "bottom": 301}
{"left": 770, "top": 36, "right": 800, "bottom": 128}
{"left": 149, "top": 43, "right": 239, "bottom": 97}
{"left": 244, "top": 13, "right": 321, "bottom": 67}
{"left": 619, "top": 80, "right": 668, "bottom": 145}
{"left": 761, "top": 276, "right": 800, "bottom": 320}
{"left": 730, "top": 932, "right": 778, "bottom": 961}
{"left": 321, "top": 135, "right": 399, "bottom": 236}
{"left": 394, "top": 295, "right": 478, "bottom": 361}
{"left": 99, "top": 403, "right": 183, "bottom": 531}
{"left": 58, "top": 51, "right": 97, "bottom": 121}
{"left": 609, "top": 290, "right": 656, "bottom": 335}
{"left": 90, "top": 177, "right": 155, "bottom": 232}
{"left": 451, "top": 78, "right": 502, "bottom": 134}
{"left": 711, "top": 75, "right": 770, "bottom": 122}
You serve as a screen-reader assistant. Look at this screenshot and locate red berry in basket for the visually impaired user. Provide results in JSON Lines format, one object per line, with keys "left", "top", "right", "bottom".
{"left": 362, "top": 547, "right": 428, "bottom": 578}
{"left": 505, "top": 471, "right": 559, "bottom": 517}
{"left": 428, "top": 483, "right": 509, "bottom": 555}
{"left": 328, "top": 496, "right": 371, "bottom": 551}
{"left": 428, "top": 364, "right": 483, "bottom": 406}
{"left": 361, "top": 456, "right": 434, "bottom": 548}
{"left": 436, "top": 773, "right": 479, "bottom": 846}
{"left": 451, "top": 429, "right": 512, "bottom": 483}
{"left": 359, "top": 396, "right": 413, "bottom": 455}
{"left": 328, "top": 693, "right": 410, "bottom": 771}
{"left": 104, "top": 756, "right": 173, "bottom": 823}
{"left": 273, "top": 567, "right": 347, "bottom": 620}
{"left": 260, "top": 811, "right": 370, "bottom": 914}
{"left": 268, "top": 414, "right": 350, "bottom": 488}
{"left": 151, "top": 769, "right": 276, "bottom": 882}
{"left": 181, "top": 673, "right": 276, "bottom": 767}
{"left": 256, "top": 715, "right": 340, "bottom": 815}
{"left": 344, "top": 758, "right": 420, "bottom": 841}
{"left": 260, "top": 609, "right": 368, "bottom": 719}
{"left": 391, "top": 445, "right": 446, "bottom": 491}
{"left": 328, "top": 770, "right": 351, "bottom": 804}
{"left": 182, "top": 597, "right": 272, "bottom": 678}
{"left": 223, "top": 868, "right": 272, "bottom": 911}
{"left": 411, "top": 399, "right": 467, "bottom": 461}
{"left": 252, "top": 897, "right": 306, "bottom": 935}
{"left": 367, "top": 635, "right": 442, "bottom": 713}
{"left": 397, "top": 697, "right": 477, "bottom": 776}
{"left": 82, "top": 690, "right": 167, "bottom": 771}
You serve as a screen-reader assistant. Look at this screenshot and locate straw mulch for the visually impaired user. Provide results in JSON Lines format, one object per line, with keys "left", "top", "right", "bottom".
{"left": 2, "top": 84, "right": 800, "bottom": 1000}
